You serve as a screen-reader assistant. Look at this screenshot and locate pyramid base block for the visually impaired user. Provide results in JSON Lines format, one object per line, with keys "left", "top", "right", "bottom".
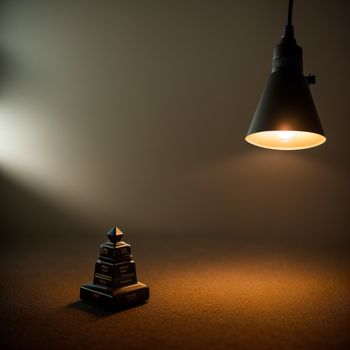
{"left": 80, "top": 282, "right": 149, "bottom": 310}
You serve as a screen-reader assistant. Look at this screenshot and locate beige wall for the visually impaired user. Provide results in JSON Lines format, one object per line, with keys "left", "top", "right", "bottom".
{"left": 0, "top": 0, "right": 349, "bottom": 246}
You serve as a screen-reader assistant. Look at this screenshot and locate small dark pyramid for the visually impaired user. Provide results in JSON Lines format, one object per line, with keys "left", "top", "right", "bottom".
{"left": 80, "top": 227, "right": 150, "bottom": 310}
{"left": 107, "top": 227, "right": 124, "bottom": 246}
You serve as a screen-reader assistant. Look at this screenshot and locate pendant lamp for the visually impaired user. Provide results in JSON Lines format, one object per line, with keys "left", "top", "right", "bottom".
{"left": 245, "top": 0, "right": 326, "bottom": 150}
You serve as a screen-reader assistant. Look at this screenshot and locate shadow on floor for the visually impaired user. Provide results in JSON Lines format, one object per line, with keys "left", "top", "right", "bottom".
{"left": 67, "top": 300, "right": 149, "bottom": 318}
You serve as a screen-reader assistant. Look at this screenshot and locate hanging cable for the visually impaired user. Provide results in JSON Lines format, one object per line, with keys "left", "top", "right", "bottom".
{"left": 287, "top": 0, "right": 294, "bottom": 26}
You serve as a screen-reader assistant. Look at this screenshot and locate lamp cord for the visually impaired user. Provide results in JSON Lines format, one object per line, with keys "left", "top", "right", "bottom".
{"left": 282, "top": 0, "right": 295, "bottom": 41}
{"left": 287, "top": 0, "right": 294, "bottom": 26}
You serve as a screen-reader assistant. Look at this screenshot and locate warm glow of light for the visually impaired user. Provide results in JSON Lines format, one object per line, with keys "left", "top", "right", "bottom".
{"left": 276, "top": 131, "right": 294, "bottom": 142}
{"left": 245, "top": 131, "right": 326, "bottom": 150}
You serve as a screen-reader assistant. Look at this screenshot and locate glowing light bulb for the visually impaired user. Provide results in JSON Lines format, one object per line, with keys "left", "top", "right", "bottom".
{"left": 245, "top": 131, "right": 326, "bottom": 150}
{"left": 277, "top": 131, "right": 294, "bottom": 142}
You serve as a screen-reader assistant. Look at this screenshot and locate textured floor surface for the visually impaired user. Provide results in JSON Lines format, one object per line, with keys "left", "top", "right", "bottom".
{"left": 1, "top": 234, "right": 350, "bottom": 350}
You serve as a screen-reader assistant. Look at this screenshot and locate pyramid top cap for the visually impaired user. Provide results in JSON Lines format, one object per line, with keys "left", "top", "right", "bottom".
{"left": 107, "top": 227, "right": 124, "bottom": 244}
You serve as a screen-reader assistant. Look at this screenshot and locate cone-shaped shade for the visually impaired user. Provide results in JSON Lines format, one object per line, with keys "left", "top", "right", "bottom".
{"left": 246, "top": 71, "right": 326, "bottom": 150}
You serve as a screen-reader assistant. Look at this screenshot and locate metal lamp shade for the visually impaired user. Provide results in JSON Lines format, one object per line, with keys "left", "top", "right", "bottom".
{"left": 246, "top": 0, "right": 326, "bottom": 151}
{"left": 246, "top": 70, "right": 326, "bottom": 150}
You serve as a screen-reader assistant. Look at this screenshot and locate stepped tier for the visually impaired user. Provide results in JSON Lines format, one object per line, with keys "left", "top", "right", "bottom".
{"left": 80, "top": 226, "right": 149, "bottom": 310}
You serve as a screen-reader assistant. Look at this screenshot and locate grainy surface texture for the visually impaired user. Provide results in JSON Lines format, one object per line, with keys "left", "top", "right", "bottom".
{"left": 1, "top": 234, "right": 349, "bottom": 350}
